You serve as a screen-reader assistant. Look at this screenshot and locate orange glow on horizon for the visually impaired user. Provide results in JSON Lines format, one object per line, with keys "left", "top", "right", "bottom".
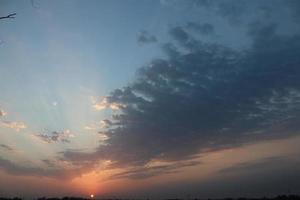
{"left": 71, "top": 171, "right": 100, "bottom": 195}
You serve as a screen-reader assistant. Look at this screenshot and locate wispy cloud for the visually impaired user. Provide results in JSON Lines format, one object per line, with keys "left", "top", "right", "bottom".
{"left": 84, "top": 124, "right": 97, "bottom": 131}
{"left": 0, "top": 156, "right": 93, "bottom": 179}
{"left": 109, "top": 160, "right": 201, "bottom": 180}
{"left": 0, "top": 144, "right": 15, "bottom": 152}
{"left": 85, "top": 119, "right": 113, "bottom": 131}
{"left": 35, "top": 129, "right": 75, "bottom": 143}
{"left": 0, "top": 109, "right": 7, "bottom": 117}
{"left": 137, "top": 30, "right": 157, "bottom": 45}
{"left": 0, "top": 121, "right": 27, "bottom": 132}
{"left": 0, "top": 108, "right": 27, "bottom": 131}
{"left": 92, "top": 96, "right": 125, "bottom": 111}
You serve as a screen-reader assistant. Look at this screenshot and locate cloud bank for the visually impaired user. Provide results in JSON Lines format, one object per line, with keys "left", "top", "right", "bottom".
{"left": 62, "top": 3, "right": 300, "bottom": 180}
{"left": 2, "top": 0, "right": 300, "bottom": 182}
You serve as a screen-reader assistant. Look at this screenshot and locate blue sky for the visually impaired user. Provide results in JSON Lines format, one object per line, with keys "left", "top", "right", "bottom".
{"left": 0, "top": 0, "right": 164, "bottom": 131}
{"left": 1, "top": 0, "right": 300, "bottom": 198}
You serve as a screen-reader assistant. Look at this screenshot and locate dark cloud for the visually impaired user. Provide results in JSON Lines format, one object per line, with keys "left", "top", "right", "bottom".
{"left": 212, "top": 0, "right": 300, "bottom": 24}
{"left": 164, "top": 0, "right": 300, "bottom": 26}
{"left": 41, "top": 159, "right": 57, "bottom": 168}
{"left": 0, "top": 155, "right": 96, "bottom": 179}
{"left": 169, "top": 26, "right": 189, "bottom": 43}
{"left": 101, "top": 119, "right": 113, "bottom": 127}
{"left": 0, "top": 0, "right": 298, "bottom": 186}
{"left": 0, "top": 144, "right": 14, "bottom": 152}
{"left": 186, "top": 22, "right": 214, "bottom": 35}
{"left": 218, "top": 156, "right": 294, "bottom": 174}
{"left": 62, "top": 16, "right": 300, "bottom": 181}
{"left": 215, "top": 0, "right": 257, "bottom": 24}
{"left": 0, "top": 156, "right": 69, "bottom": 179}
{"left": 109, "top": 160, "right": 201, "bottom": 180}
{"left": 35, "top": 130, "right": 75, "bottom": 144}
{"left": 168, "top": 26, "right": 200, "bottom": 51}
{"left": 285, "top": 0, "right": 300, "bottom": 22}
{"left": 161, "top": 42, "right": 180, "bottom": 58}
{"left": 131, "top": 155, "right": 300, "bottom": 198}
{"left": 137, "top": 30, "right": 157, "bottom": 44}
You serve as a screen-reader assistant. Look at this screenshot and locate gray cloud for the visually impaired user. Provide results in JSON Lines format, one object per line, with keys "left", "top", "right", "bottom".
{"left": 41, "top": 159, "right": 57, "bottom": 168}
{"left": 216, "top": 0, "right": 300, "bottom": 25}
{"left": 0, "top": 156, "right": 66, "bottom": 178}
{"left": 0, "top": 144, "right": 14, "bottom": 152}
{"left": 0, "top": 155, "right": 96, "bottom": 179}
{"left": 186, "top": 22, "right": 214, "bottom": 36}
{"left": 169, "top": 26, "right": 189, "bottom": 44}
{"left": 168, "top": 26, "right": 201, "bottom": 51}
{"left": 130, "top": 155, "right": 300, "bottom": 198}
{"left": 35, "top": 130, "right": 75, "bottom": 144}
{"left": 62, "top": 14, "right": 300, "bottom": 180}
{"left": 283, "top": 0, "right": 300, "bottom": 22}
{"left": 1, "top": 0, "right": 299, "bottom": 185}
{"left": 137, "top": 30, "right": 157, "bottom": 44}
{"left": 218, "top": 156, "right": 294, "bottom": 174}
{"left": 109, "top": 160, "right": 201, "bottom": 180}
{"left": 164, "top": 0, "right": 300, "bottom": 26}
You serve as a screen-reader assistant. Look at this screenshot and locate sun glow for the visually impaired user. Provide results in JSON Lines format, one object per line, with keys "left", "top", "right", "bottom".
{"left": 71, "top": 171, "right": 100, "bottom": 195}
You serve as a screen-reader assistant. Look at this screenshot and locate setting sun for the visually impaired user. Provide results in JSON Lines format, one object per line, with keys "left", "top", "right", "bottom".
{"left": 90, "top": 194, "right": 94, "bottom": 198}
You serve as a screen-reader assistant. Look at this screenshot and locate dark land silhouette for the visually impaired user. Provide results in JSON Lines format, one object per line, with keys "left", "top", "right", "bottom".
{"left": 1, "top": 195, "right": 300, "bottom": 200}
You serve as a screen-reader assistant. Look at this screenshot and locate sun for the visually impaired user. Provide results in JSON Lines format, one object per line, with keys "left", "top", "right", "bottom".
{"left": 90, "top": 194, "right": 94, "bottom": 198}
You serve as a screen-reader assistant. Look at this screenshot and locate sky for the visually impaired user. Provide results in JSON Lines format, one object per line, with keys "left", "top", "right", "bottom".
{"left": 1, "top": 0, "right": 300, "bottom": 198}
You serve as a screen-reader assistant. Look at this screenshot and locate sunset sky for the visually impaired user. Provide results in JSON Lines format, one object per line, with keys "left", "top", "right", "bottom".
{"left": 1, "top": 0, "right": 300, "bottom": 198}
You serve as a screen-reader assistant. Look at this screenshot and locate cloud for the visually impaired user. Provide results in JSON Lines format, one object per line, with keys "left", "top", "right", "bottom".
{"left": 218, "top": 156, "right": 290, "bottom": 174}
{"left": 136, "top": 154, "right": 300, "bottom": 197}
{"left": 0, "top": 109, "right": 7, "bottom": 117}
{"left": 0, "top": 1, "right": 290, "bottom": 181}
{"left": 212, "top": 0, "right": 300, "bottom": 24}
{"left": 61, "top": 17, "right": 300, "bottom": 181}
{"left": 109, "top": 160, "right": 201, "bottom": 180}
{"left": 286, "top": 0, "right": 300, "bottom": 22}
{"left": 169, "top": 26, "right": 189, "bottom": 44}
{"left": 168, "top": 25, "right": 201, "bottom": 51}
{"left": 0, "top": 156, "right": 93, "bottom": 179}
{"left": 100, "top": 119, "right": 113, "bottom": 128}
{"left": 85, "top": 119, "right": 113, "bottom": 131}
{"left": 84, "top": 124, "right": 97, "bottom": 131}
{"left": 35, "top": 129, "right": 75, "bottom": 143}
{"left": 0, "top": 121, "right": 27, "bottom": 132}
{"left": 0, "top": 144, "right": 14, "bottom": 152}
{"left": 92, "top": 96, "right": 125, "bottom": 111}
{"left": 212, "top": 155, "right": 300, "bottom": 196}
{"left": 186, "top": 22, "right": 215, "bottom": 35}
{"left": 137, "top": 30, "right": 157, "bottom": 44}
{"left": 162, "top": 0, "right": 300, "bottom": 26}
{"left": 0, "top": 107, "right": 27, "bottom": 131}
{"left": 41, "top": 159, "right": 57, "bottom": 168}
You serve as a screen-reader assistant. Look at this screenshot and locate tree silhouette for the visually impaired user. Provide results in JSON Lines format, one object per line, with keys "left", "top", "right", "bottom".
{"left": 0, "top": 13, "right": 16, "bottom": 20}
